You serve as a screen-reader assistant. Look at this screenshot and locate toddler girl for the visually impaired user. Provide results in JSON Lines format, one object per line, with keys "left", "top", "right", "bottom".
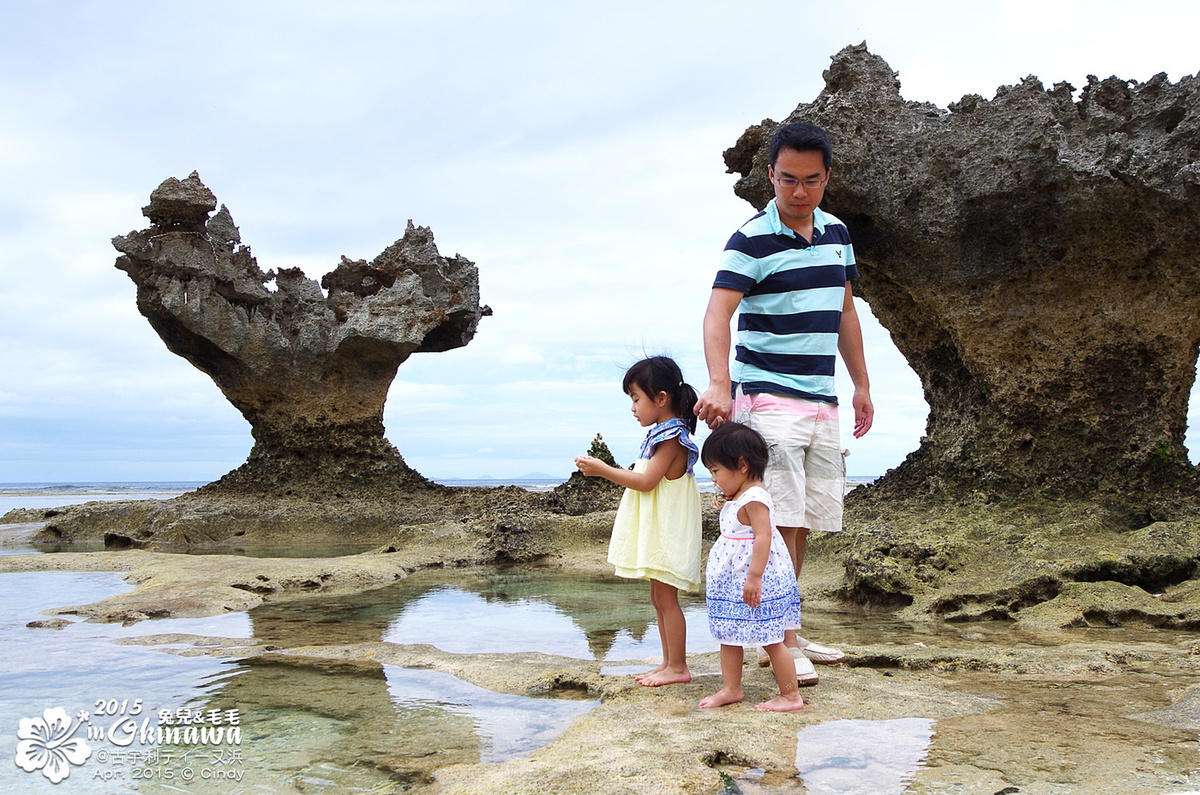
{"left": 575, "top": 356, "right": 702, "bottom": 686}
{"left": 699, "top": 422, "right": 804, "bottom": 711}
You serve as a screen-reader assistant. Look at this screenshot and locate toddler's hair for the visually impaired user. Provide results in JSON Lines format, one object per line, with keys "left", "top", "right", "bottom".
{"left": 622, "top": 356, "right": 698, "bottom": 434}
{"left": 701, "top": 422, "right": 768, "bottom": 480}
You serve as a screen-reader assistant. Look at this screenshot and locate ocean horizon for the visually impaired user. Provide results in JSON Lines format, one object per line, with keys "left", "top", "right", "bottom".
{"left": 0, "top": 476, "right": 880, "bottom": 516}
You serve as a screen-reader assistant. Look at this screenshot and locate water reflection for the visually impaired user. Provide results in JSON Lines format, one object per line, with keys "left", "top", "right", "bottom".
{"left": 381, "top": 578, "right": 718, "bottom": 660}
{"left": 177, "top": 655, "right": 483, "bottom": 790}
{"left": 0, "top": 572, "right": 242, "bottom": 794}
{"left": 1, "top": 570, "right": 603, "bottom": 793}
{"left": 10, "top": 564, "right": 1199, "bottom": 793}
{"left": 794, "top": 718, "right": 936, "bottom": 794}
{"left": 252, "top": 568, "right": 720, "bottom": 660}
{"left": 384, "top": 666, "right": 596, "bottom": 762}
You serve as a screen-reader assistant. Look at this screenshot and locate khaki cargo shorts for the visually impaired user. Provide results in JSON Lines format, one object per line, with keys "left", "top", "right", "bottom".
{"left": 733, "top": 387, "right": 847, "bottom": 532}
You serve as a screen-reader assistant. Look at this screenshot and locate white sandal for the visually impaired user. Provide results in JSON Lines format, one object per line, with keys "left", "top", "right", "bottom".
{"left": 797, "top": 637, "right": 846, "bottom": 664}
{"left": 757, "top": 646, "right": 820, "bottom": 686}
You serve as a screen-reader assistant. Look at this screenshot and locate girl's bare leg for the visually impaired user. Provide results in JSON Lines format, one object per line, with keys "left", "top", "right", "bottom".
{"left": 638, "top": 580, "right": 692, "bottom": 686}
{"left": 638, "top": 586, "right": 668, "bottom": 678}
{"left": 636, "top": 581, "right": 669, "bottom": 680}
{"left": 699, "top": 645, "right": 746, "bottom": 708}
{"left": 756, "top": 642, "right": 805, "bottom": 712}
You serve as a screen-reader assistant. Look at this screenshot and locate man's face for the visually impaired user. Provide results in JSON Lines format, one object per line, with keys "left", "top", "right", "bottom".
{"left": 768, "top": 147, "right": 830, "bottom": 230}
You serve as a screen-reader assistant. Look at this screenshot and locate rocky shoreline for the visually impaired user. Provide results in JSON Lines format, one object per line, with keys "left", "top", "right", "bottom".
{"left": 5, "top": 485, "right": 1200, "bottom": 792}
{"left": 10, "top": 481, "right": 1200, "bottom": 635}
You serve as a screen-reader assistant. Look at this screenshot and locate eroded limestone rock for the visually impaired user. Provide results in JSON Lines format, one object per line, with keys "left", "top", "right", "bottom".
{"left": 114, "top": 173, "right": 490, "bottom": 494}
{"left": 546, "top": 434, "right": 625, "bottom": 516}
{"left": 725, "top": 44, "right": 1200, "bottom": 504}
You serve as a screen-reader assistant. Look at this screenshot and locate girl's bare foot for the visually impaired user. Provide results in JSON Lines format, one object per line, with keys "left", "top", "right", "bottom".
{"left": 754, "top": 693, "right": 805, "bottom": 712}
{"left": 638, "top": 668, "right": 692, "bottom": 687}
{"left": 699, "top": 687, "right": 744, "bottom": 708}
{"left": 634, "top": 662, "right": 667, "bottom": 684}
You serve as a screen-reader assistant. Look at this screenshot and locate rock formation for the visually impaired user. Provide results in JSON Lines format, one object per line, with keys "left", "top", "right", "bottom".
{"left": 114, "top": 173, "right": 490, "bottom": 495}
{"left": 724, "top": 44, "right": 1200, "bottom": 506}
{"left": 544, "top": 434, "right": 626, "bottom": 516}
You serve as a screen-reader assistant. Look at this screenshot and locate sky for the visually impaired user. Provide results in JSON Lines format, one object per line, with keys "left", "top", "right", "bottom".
{"left": 2, "top": 0, "right": 1199, "bottom": 483}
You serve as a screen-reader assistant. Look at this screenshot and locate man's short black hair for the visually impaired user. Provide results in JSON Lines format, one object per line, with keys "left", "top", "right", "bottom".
{"left": 769, "top": 122, "right": 833, "bottom": 171}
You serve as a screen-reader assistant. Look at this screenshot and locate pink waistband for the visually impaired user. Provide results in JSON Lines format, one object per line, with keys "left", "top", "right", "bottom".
{"left": 733, "top": 391, "right": 838, "bottom": 420}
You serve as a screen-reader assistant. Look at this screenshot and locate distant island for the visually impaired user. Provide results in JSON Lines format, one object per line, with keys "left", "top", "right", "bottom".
{"left": 434, "top": 473, "right": 564, "bottom": 483}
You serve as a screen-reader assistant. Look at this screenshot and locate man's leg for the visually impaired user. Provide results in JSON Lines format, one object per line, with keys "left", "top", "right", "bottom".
{"left": 783, "top": 524, "right": 845, "bottom": 665}
{"left": 776, "top": 525, "right": 810, "bottom": 649}
{"left": 778, "top": 526, "right": 810, "bottom": 576}
{"left": 791, "top": 407, "right": 847, "bottom": 664}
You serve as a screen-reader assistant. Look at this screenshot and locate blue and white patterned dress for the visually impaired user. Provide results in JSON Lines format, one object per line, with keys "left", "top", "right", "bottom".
{"left": 705, "top": 486, "right": 802, "bottom": 646}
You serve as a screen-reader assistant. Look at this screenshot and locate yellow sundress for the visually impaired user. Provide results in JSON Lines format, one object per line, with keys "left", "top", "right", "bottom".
{"left": 607, "top": 419, "right": 703, "bottom": 592}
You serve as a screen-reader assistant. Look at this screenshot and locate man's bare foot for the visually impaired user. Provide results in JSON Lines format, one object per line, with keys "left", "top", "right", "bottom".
{"left": 638, "top": 668, "right": 692, "bottom": 687}
{"left": 699, "top": 687, "right": 744, "bottom": 708}
{"left": 754, "top": 693, "right": 805, "bottom": 712}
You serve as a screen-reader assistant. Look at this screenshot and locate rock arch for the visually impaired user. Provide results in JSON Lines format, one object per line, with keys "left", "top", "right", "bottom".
{"left": 725, "top": 45, "right": 1200, "bottom": 505}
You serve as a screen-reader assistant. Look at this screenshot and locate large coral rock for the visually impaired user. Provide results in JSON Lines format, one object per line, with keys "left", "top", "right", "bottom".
{"left": 724, "top": 44, "right": 1200, "bottom": 503}
{"left": 114, "top": 173, "right": 490, "bottom": 494}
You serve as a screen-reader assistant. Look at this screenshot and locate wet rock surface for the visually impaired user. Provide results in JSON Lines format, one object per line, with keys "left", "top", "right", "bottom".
{"left": 3, "top": 550, "right": 1200, "bottom": 793}
{"left": 825, "top": 494, "right": 1200, "bottom": 631}
{"left": 3, "top": 479, "right": 636, "bottom": 559}
{"left": 725, "top": 44, "right": 1200, "bottom": 505}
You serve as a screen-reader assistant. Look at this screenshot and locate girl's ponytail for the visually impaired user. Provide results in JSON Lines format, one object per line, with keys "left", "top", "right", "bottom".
{"left": 675, "top": 381, "right": 698, "bottom": 435}
{"left": 623, "top": 355, "right": 698, "bottom": 434}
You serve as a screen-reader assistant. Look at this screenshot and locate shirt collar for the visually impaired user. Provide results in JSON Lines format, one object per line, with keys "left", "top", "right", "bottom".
{"left": 765, "top": 199, "right": 828, "bottom": 239}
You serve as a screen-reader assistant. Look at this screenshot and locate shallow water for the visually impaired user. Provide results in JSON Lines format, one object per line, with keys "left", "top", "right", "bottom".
{"left": 1, "top": 569, "right": 604, "bottom": 793}
{"left": 0, "top": 572, "right": 245, "bottom": 793}
{"left": 1, "top": 565, "right": 960, "bottom": 793}
{"left": 794, "top": 718, "right": 936, "bottom": 794}
{"left": 0, "top": 565, "right": 1051, "bottom": 794}
{"left": 5, "top": 553, "right": 1200, "bottom": 792}
{"left": 251, "top": 567, "right": 719, "bottom": 660}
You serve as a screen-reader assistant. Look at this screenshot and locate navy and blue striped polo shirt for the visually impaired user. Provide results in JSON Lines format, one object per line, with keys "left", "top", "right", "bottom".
{"left": 713, "top": 201, "right": 858, "bottom": 404}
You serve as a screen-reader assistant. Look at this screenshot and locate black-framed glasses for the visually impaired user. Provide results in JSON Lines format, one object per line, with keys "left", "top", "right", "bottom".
{"left": 773, "top": 174, "right": 828, "bottom": 190}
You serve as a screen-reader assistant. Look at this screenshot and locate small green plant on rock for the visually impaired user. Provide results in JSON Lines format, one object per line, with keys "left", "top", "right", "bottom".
{"left": 587, "top": 434, "right": 619, "bottom": 468}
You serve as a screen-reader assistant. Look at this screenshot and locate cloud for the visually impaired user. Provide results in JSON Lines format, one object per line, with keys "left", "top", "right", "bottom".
{"left": 2, "top": 0, "right": 1199, "bottom": 481}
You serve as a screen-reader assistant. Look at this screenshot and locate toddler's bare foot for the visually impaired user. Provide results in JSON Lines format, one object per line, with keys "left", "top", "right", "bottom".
{"left": 754, "top": 693, "right": 805, "bottom": 712}
{"left": 699, "top": 687, "right": 744, "bottom": 708}
{"left": 638, "top": 668, "right": 692, "bottom": 687}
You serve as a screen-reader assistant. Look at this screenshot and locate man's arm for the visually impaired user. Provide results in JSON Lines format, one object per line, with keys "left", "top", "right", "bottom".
{"left": 696, "top": 287, "right": 743, "bottom": 429}
{"left": 837, "top": 281, "right": 874, "bottom": 438}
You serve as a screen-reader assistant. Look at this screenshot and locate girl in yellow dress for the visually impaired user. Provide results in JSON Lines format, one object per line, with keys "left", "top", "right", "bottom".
{"left": 574, "top": 356, "right": 702, "bottom": 686}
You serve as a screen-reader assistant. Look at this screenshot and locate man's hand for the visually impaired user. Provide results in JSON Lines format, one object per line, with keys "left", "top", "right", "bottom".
{"left": 852, "top": 386, "right": 874, "bottom": 438}
{"left": 695, "top": 384, "right": 733, "bottom": 430}
{"left": 699, "top": 288, "right": 741, "bottom": 430}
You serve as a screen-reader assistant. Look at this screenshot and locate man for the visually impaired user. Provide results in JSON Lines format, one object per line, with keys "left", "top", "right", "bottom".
{"left": 695, "top": 121, "right": 873, "bottom": 685}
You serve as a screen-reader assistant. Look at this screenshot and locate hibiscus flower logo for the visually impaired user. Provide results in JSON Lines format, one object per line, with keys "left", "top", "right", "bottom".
{"left": 14, "top": 707, "right": 92, "bottom": 784}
